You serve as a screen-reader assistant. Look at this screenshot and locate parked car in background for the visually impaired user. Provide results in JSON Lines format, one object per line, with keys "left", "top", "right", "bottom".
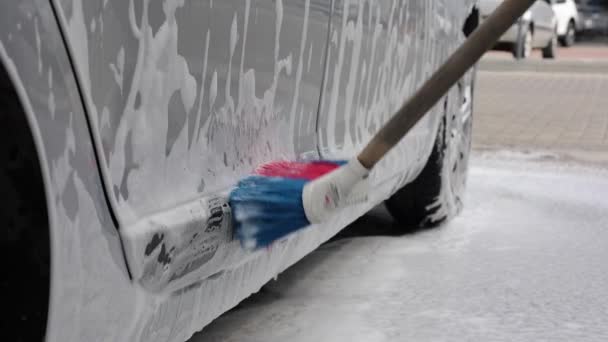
{"left": 480, "top": 0, "right": 558, "bottom": 59}
{"left": 576, "top": 0, "right": 608, "bottom": 35}
{"left": 1, "top": 1, "right": 480, "bottom": 341}
{"left": 553, "top": 0, "right": 581, "bottom": 46}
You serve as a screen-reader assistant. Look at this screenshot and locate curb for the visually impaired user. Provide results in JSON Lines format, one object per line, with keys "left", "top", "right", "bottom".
{"left": 478, "top": 57, "right": 608, "bottom": 74}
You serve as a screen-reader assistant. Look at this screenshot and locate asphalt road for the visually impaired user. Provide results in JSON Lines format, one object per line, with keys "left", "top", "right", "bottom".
{"left": 187, "top": 56, "right": 608, "bottom": 341}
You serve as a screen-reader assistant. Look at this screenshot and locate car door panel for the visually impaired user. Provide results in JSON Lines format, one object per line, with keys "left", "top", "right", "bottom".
{"left": 54, "top": 0, "right": 330, "bottom": 225}
{"left": 531, "top": 0, "right": 555, "bottom": 46}
{"left": 54, "top": 0, "right": 332, "bottom": 292}
{"left": 318, "top": 0, "right": 476, "bottom": 200}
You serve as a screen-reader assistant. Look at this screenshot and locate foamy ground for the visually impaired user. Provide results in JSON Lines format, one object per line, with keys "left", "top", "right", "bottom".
{"left": 191, "top": 151, "right": 608, "bottom": 342}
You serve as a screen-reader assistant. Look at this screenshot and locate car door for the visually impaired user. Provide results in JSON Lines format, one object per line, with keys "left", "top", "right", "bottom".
{"left": 531, "top": 0, "right": 556, "bottom": 46}
{"left": 54, "top": 0, "right": 331, "bottom": 291}
{"left": 317, "top": 0, "right": 474, "bottom": 201}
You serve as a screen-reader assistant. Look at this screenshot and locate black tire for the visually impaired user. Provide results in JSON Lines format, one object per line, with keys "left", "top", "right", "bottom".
{"left": 559, "top": 21, "right": 576, "bottom": 47}
{"left": 385, "top": 72, "right": 475, "bottom": 230}
{"left": 0, "top": 65, "right": 50, "bottom": 341}
{"left": 542, "top": 29, "right": 557, "bottom": 59}
{"left": 512, "top": 27, "right": 533, "bottom": 59}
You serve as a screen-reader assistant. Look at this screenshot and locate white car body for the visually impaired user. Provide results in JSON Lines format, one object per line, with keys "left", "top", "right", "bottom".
{"left": 0, "top": 0, "right": 479, "bottom": 341}
{"left": 480, "top": 0, "right": 557, "bottom": 53}
{"left": 553, "top": 0, "right": 580, "bottom": 36}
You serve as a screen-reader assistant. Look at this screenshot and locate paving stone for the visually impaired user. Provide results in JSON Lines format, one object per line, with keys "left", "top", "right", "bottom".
{"left": 473, "top": 70, "right": 608, "bottom": 154}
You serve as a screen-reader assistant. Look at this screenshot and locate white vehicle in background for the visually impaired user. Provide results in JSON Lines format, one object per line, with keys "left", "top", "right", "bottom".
{"left": 553, "top": 0, "right": 581, "bottom": 46}
{"left": 480, "top": 0, "right": 558, "bottom": 59}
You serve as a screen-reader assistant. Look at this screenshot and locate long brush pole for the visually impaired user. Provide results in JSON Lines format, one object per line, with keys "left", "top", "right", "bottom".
{"left": 357, "top": 0, "right": 536, "bottom": 169}
{"left": 303, "top": 0, "right": 537, "bottom": 224}
{"left": 232, "top": 0, "right": 538, "bottom": 248}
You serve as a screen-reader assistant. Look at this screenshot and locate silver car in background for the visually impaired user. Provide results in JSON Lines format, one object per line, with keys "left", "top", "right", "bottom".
{"left": 481, "top": 0, "right": 558, "bottom": 58}
{"left": 577, "top": 0, "right": 608, "bottom": 36}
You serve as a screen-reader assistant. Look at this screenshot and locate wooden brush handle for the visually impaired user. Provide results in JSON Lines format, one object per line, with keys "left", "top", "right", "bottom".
{"left": 357, "top": 0, "right": 536, "bottom": 169}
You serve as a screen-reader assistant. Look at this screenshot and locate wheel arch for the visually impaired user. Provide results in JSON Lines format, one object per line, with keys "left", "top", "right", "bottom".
{"left": 385, "top": 4, "right": 479, "bottom": 230}
{"left": 416, "top": 3, "right": 480, "bottom": 185}
{"left": 569, "top": 17, "right": 578, "bottom": 32}
{"left": 529, "top": 20, "right": 536, "bottom": 35}
{"left": 1, "top": 1, "right": 138, "bottom": 340}
{"left": 463, "top": 5, "right": 480, "bottom": 38}
{"left": 0, "top": 43, "right": 52, "bottom": 342}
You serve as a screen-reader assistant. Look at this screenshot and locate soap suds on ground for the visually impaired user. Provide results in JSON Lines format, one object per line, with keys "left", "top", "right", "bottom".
{"left": 190, "top": 151, "right": 608, "bottom": 342}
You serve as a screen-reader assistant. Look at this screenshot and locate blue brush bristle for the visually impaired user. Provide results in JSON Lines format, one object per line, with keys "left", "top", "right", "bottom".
{"left": 229, "top": 175, "right": 312, "bottom": 249}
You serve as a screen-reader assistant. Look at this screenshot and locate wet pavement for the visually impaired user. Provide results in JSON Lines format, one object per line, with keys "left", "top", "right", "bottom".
{"left": 475, "top": 46, "right": 608, "bottom": 167}
{"left": 473, "top": 70, "right": 608, "bottom": 156}
{"left": 189, "top": 153, "right": 608, "bottom": 342}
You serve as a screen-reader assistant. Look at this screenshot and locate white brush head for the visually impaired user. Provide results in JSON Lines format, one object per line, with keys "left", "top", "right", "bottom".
{"left": 302, "top": 158, "right": 370, "bottom": 224}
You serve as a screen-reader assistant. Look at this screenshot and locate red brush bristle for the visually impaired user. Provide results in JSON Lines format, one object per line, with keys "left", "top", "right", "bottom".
{"left": 255, "top": 160, "right": 341, "bottom": 180}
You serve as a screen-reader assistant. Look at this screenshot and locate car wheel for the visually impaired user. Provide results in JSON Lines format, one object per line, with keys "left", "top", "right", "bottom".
{"left": 0, "top": 67, "right": 50, "bottom": 341}
{"left": 560, "top": 20, "right": 576, "bottom": 47}
{"left": 385, "top": 72, "right": 475, "bottom": 230}
{"left": 512, "top": 27, "right": 533, "bottom": 59}
{"left": 542, "top": 29, "right": 557, "bottom": 59}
